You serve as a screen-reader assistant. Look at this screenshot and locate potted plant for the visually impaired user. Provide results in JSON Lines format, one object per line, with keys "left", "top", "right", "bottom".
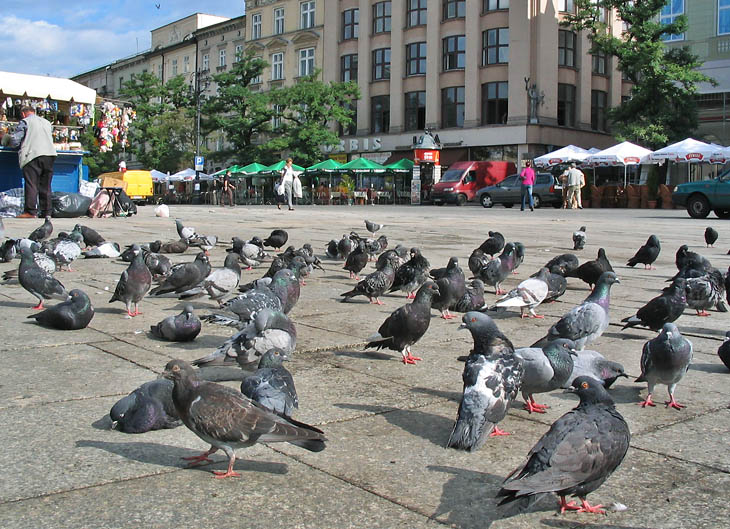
{"left": 340, "top": 174, "right": 355, "bottom": 205}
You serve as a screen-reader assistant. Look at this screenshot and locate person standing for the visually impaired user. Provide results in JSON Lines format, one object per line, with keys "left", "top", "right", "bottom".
{"left": 221, "top": 171, "right": 235, "bottom": 207}
{"left": 520, "top": 160, "right": 536, "bottom": 212}
{"left": 559, "top": 166, "right": 570, "bottom": 209}
{"left": 292, "top": 171, "right": 303, "bottom": 208}
{"left": 566, "top": 162, "right": 585, "bottom": 209}
{"left": 281, "top": 158, "right": 295, "bottom": 211}
{"left": 0, "top": 106, "right": 57, "bottom": 218}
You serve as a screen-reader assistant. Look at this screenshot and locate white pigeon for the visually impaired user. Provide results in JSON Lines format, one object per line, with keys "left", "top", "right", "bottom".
{"left": 491, "top": 267, "right": 549, "bottom": 318}
{"left": 179, "top": 253, "right": 241, "bottom": 306}
{"left": 47, "top": 239, "right": 81, "bottom": 271}
{"left": 83, "top": 241, "right": 122, "bottom": 258}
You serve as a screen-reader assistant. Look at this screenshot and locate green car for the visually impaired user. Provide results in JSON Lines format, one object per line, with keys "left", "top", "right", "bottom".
{"left": 672, "top": 170, "right": 730, "bottom": 219}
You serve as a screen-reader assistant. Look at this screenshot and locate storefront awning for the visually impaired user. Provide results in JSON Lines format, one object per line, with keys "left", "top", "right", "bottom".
{"left": 0, "top": 71, "right": 97, "bottom": 104}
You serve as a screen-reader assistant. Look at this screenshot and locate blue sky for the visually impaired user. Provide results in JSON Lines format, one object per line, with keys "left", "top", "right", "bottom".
{"left": 0, "top": 1, "right": 244, "bottom": 78}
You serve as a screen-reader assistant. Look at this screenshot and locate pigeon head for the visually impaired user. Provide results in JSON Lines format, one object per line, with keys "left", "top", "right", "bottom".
{"left": 502, "top": 243, "right": 515, "bottom": 255}
{"left": 659, "top": 322, "right": 679, "bottom": 340}
{"left": 579, "top": 226, "right": 586, "bottom": 232}
{"left": 182, "top": 304, "right": 195, "bottom": 316}
{"left": 195, "top": 252, "right": 210, "bottom": 263}
{"left": 410, "top": 247, "right": 420, "bottom": 258}
{"left": 544, "top": 338, "right": 578, "bottom": 357}
{"left": 514, "top": 242, "right": 525, "bottom": 258}
{"left": 535, "top": 267, "right": 550, "bottom": 281}
{"left": 570, "top": 376, "right": 616, "bottom": 406}
{"left": 302, "top": 243, "right": 314, "bottom": 254}
{"left": 488, "top": 231, "right": 495, "bottom": 237}
{"left": 600, "top": 360, "right": 629, "bottom": 388}
{"left": 414, "top": 280, "right": 439, "bottom": 302}
{"left": 470, "top": 278, "right": 485, "bottom": 291}
{"left": 596, "top": 271, "right": 620, "bottom": 287}
{"left": 394, "top": 245, "right": 408, "bottom": 258}
{"left": 459, "top": 311, "right": 500, "bottom": 336}
{"left": 447, "top": 257, "right": 459, "bottom": 268}
{"left": 68, "top": 289, "right": 86, "bottom": 303}
{"left": 648, "top": 235, "right": 660, "bottom": 247}
{"left": 258, "top": 348, "right": 289, "bottom": 368}
{"left": 597, "top": 248, "right": 608, "bottom": 259}
{"left": 223, "top": 252, "right": 241, "bottom": 270}
{"left": 161, "top": 359, "right": 197, "bottom": 382}
{"left": 677, "top": 244, "right": 689, "bottom": 256}
{"left": 250, "top": 236, "right": 264, "bottom": 247}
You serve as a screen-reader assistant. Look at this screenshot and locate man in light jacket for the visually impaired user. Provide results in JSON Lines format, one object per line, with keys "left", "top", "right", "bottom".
{"left": 0, "top": 106, "right": 57, "bottom": 218}
{"left": 566, "top": 162, "right": 585, "bottom": 209}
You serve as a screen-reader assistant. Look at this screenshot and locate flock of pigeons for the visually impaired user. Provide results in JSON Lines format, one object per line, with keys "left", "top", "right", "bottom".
{"left": 1, "top": 213, "right": 728, "bottom": 515}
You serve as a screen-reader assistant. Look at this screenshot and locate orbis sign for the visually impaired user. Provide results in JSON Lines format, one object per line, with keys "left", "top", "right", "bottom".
{"left": 322, "top": 137, "right": 382, "bottom": 153}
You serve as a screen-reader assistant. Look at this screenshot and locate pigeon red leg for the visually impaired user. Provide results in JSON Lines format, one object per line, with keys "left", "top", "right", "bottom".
{"left": 696, "top": 309, "right": 711, "bottom": 317}
{"left": 401, "top": 347, "right": 421, "bottom": 364}
{"left": 32, "top": 301, "right": 44, "bottom": 310}
{"left": 489, "top": 426, "right": 510, "bottom": 437}
{"left": 575, "top": 498, "right": 605, "bottom": 514}
{"left": 182, "top": 446, "right": 218, "bottom": 466}
{"left": 638, "top": 394, "right": 656, "bottom": 407}
{"left": 407, "top": 292, "right": 415, "bottom": 299}
{"left": 370, "top": 297, "right": 384, "bottom": 305}
{"left": 559, "top": 496, "right": 581, "bottom": 513}
{"left": 665, "top": 395, "right": 686, "bottom": 410}
{"left": 523, "top": 396, "right": 548, "bottom": 414}
{"left": 212, "top": 456, "right": 241, "bottom": 479}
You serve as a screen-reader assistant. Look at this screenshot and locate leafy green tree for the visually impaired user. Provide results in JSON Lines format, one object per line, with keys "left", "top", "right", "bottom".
{"left": 564, "top": 1, "right": 714, "bottom": 148}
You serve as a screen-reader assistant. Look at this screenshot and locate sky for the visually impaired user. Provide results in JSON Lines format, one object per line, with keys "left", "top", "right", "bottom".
{"left": 0, "top": 1, "right": 244, "bottom": 78}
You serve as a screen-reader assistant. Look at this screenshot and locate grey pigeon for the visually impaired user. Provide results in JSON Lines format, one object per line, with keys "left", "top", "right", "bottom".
{"left": 241, "top": 348, "right": 298, "bottom": 417}
{"left": 566, "top": 349, "right": 627, "bottom": 389}
{"left": 515, "top": 339, "right": 577, "bottom": 414}
{"left": 337, "top": 234, "right": 354, "bottom": 259}
{"left": 572, "top": 226, "right": 586, "bottom": 250}
{"left": 179, "top": 252, "right": 241, "bottom": 305}
{"left": 447, "top": 312, "right": 523, "bottom": 449}
{"left": 263, "top": 229, "right": 288, "bottom": 251}
{"left": 564, "top": 248, "right": 613, "bottom": 288}
{"left": 0, "top": 239, "right": 16, "bottom": 262}
{"left": 82, "top": 241, "right": 121, "bottom": 258}
{"left": 364, "top": 219, "right": 383, "bottom": 234}
{"left": 478, "top": 231, "right": 505, "bottom": 258}
{"left": 162, "top": 359, "right": 325, "bottom": 479}
{"left": 491, "top": 267, "right": 549, "bottom": 318}
{"left": 175, "top": 218, "right": 196, "bottom": 240}
{"left": 18, "top": 246, "right": 67, "bottom": 309}
{"left": 144, "top": 250, "right": 172, "bottom": 278}
{"left": 533, "top": 272, "right": 620, "bottom": 350}
{"left": 43, "top": 238, "right": 81, "bottom": 271}
{"left": 627, "top": 235, "right": 661, "bottom": 269}
{"left": 110, "top": 379, "right": 180, "bottom": 433}
{"left": 543, "top": 253, "right": 579, "bottom": 277}
{"left": 512, "top": 242, "right": 526, "bottom": 274}
{"left": 343, "top": 240, "right": 368, "bottom": 279}
{"left": 158, "top": 238, "right": 189, "bottom": 253}
{"left": 149, "top": 251, "right": 211, "bottom": 296}
{"left": 325, "top": 239, "right": 339, "bottom": 258}
{"left": 621, "top": 278, "right": 687, "bottom": 331}
{"left": 685, "top": 269, "right": 727, "bottom": 316}
{"left": 74, "top": 224, "right": 105, "bottom": 247}
{"left": 388, "top": 247, "right": 430, "bottom": 298}
{"left": 188, "top": 233, "right": 217, "bottom": 252}
{"left": 535, "top": 269, "right": 567, "bottom": 303}
{"left": 150, "top": 304, "right": 202, "bottom": 342}
{"left": 674, "top": 244, "right": 712, "bottom": 276}
{"left": 340, "top": 251, "right": 399, "bottom": 305}
{"left": 476, "top": 242, "right": 516, "bottom": 295}
{"left": 28, "top": 216, "right": 53, "bottom": 242}
{"left": 431, "top": 257, "right": 466, "bottom": 319}
{"left": 376, "top": 245, "right": 407, "bottom": 272}
{"left": 27, "top": 289, "right": 94, "bottom": 330}
{"left": 717, "top": 331, "right": 730, "bottom": 371}
{"left": 365, "top": 281, "right": 440, "bottom": 364}
{"left": 451, "top": 279, "right": 487, "bottom": 313}
{"left": 705, "top": 226, "right": 719, "bottom": 247}
{"left": 496, "top": 376, "right": 630, "bottom": 515}
{"left": 636, "top": 322, "right": 693, "bottom": 410}
{"left": 468, "top": 248, "right": 490, "bottom": 277}
{"left": 109, "top": 246, "right": 152, "bottom": 317}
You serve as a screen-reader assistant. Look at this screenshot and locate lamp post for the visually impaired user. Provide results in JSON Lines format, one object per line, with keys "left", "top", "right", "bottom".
{"left": 192, "top": 69, "right": 210, "bottom": 204}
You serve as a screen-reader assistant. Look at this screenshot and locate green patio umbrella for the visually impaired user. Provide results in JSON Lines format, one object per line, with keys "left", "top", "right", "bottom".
{"left": 305, "top": 159, "right": 343, "bottom": 172}
{"left": 337, "top": 157, "right": 387, "bottom": 172}
{"left": 263, "top": 160, "right": 306, "bottom": 174}
{"left": 384, "top": 158, "right": 414, "bottom": 172}
{"left": 237, "top": 162, "right": 269, "bottom": 175}
{"left": 211, "top": 166, "right": 237, "bottom": 176}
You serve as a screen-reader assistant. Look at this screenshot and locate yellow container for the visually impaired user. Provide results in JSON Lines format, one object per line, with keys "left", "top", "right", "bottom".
{"left": 98, "top": 171, "right": 153, "bottom": 202}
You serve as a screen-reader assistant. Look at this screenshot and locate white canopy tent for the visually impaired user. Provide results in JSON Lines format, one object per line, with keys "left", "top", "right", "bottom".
{"left": 0, "top": 71, "right": 97, "bottom": 104}
{"left": 651, "top": 138, "right": 729, "bottom": 182}
{"left": 585, "top": 141, "right": 654, "bottom": 187}
{"left": 534, "top": 145, "right": 592, "bottom": 167}
{"left": 168, "top": 168, "right": 212, "bottom": 181}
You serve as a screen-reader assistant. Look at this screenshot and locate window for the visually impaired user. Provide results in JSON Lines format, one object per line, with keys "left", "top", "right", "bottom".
{"left": 484, "top": 0, "right": 509, "bottom": 11}
{"left": 404, "top": 91, "right": 426, "bottom": 131}
{"left": 341, "top": 54, "right": 358, "bottom": 82}
{"left": 272, "top": 52, "right": 284, "bottom": 80}
{"left": 558, "top": 30, "right": 576, "bottom": 67}
{"left": 443, "top": 0, "right": 466, "bottom": 19}
{"left": 591, "top": 90, "right": 607, "bottom": 131}
{"left": 183, "top": 55, "right": 190, "bottom": 73}
{"left": 299, "top": 47, "right": 315, "bottom": 77}
{"left": 340, "top": 102, "right": 357, "bottom": 135}
{"left": 119, "top": 76, "right": 124, "bottom": 90}
{"left": 272, "top": 104, "right": 283, "bottom": 130}
{"left": 300, "top": 1, "right": 315, "bottom": 29}
{"left": 252, "top": 13, "right": 262, "bottom": 39}
{"left": 219, "top": 49, "right": 226, "bottom": 67}
{"left": 720, "top": 0, "right": 730, "bottom": 35}
{"left": 406, "top": 42, "right": 427, "bottom": 76}
{"left": 372, "top": 48, "right": 391, "bottom": 80}
{"left": 342, "top": 9, "right": 359, "bottom": 40}
{"left": 557, "top": 83, "right": 576, "bottom": 126}
{"left": 407, "top": 0, "right": 427, "bottom": 27}
{"left": 591, "top": 0, "right": 606, "bottom": 22}
{"left": 252, "top": 59, "right": 262, "bottom": 84}
{"left": 274, "top": 8, "right": 285, "bottom": 34}
{"left": 157, "top": 64, "right": 163, "bottom": 78}
{"left": 483, "top": 28, "right": 509, "bottom": 65}
{"left": 373, "top": 2, "right": 391, "bottom": 34}
{"left": 482, "top": 81, "right": 508, "bottom": 124}
{"left": 172, "top": 59, "right": 178, "bottom": 75}
{"left": 202, "top": 54, "right": 209, "bottom": 71}
{"left": 442, "top": 86, "right": 465, "bottom": 128}
{"left": 592, "top": 50, "right": 607, "bottom": 75}
{"left": 558, "top": 0, "right": 574, "bottom": 12}
{"left": 371, "top": 95, "right": 390, "bottom": 133}
{"left": 443, "top": 35, "right": 465, "bottom": 71}
{"left": 660, "top": 0, "right": 684, "bottom": 41}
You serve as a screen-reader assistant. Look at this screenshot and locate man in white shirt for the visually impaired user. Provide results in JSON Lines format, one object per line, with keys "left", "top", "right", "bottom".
{"left": 280, "top": 158, "right": 295, "bottom": 211}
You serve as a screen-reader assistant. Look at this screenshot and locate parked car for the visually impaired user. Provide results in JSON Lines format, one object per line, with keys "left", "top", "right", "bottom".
{"left": 431, "top": 161, "right": 515, "bottom": 205}
{"left": 476, "top": 172, "right": 563, "bottom": 209}
{"left": 672, "top": 171, "right": 730, "bottom": 218}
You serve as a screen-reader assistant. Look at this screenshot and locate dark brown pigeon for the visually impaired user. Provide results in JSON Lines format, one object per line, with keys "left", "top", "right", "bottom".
{"left": 627, "top": 235, "right": 661, "bottom": 269}
{"left": 149, "top": 252, "right": 210, "bottom": 296}
{"left": 109, "top": 246, "right": 152, "bottom": 317}
{"left": 563, "top": 248, "right": 613, "bottom": 288}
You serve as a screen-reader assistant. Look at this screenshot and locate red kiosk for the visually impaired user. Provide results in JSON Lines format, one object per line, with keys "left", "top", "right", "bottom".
{"left": 412, "top": 131, "right": 441, "bottom": 205}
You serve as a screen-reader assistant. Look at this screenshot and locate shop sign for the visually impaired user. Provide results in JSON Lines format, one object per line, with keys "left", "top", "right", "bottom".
{"left": 329, "top": 153, "right": 347, "bottom": 164}
{"left": 322, "top": 137, "right": 382, "bottom": 154}
{"left": 685, "top": 153, "right": 703, "bottom": 161}
{"left": 623, "top": 157, "right": 640, "bottom": 164}
{"left": 414, "top": 149, "right": 440, "bottom": 164}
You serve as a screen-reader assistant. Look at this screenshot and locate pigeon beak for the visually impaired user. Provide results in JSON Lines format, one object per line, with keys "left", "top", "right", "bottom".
{"left": 618, "top": 373, "right": 629, "bottom": 378}
{"left": 563, "top": 386, "right": 577, "bottom": 394}
{"left": 568, "top": 348, "right": 578, "bottom": 357}
{"left": 159, "top": 370, "right": 173, "bottom": 380}
{"left": 457, "top": 323, "right": 467, "bottom": 331}
{"left": 111, "top": 420, "right": 119, "bottom": 430}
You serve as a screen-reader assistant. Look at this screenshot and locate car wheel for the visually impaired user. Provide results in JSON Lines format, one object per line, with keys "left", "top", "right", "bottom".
{"left": 687, "top": 194, "right": 711, "bottom": 219}
{"left": 480, "top": 194, "right": 493, "bottom": 208}
{"left": 532, "top": 195, "right": 541, "bottom": 209}
{"left": 456, "top": 194, "right": 467, "bottom": 206}
{"left": 715, "top": 209, "right": 730, "bottom": 219}
{"left": 504, "top": 203, "right": 514, "bottom": 208}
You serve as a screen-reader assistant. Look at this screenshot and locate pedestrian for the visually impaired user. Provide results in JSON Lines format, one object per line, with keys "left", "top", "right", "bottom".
{"left": 221, "top": 171, "right": 236, "bottom": 207}
{"left": 292, "top": 172, "right": 303, "bottom": 207}
{"left": 0, "top": 105, "right": 57, "bottom": 218}
{"left": 566, "top": 162, "right": 585, "bottom": 209}
{"left": 559, "top": 166, "right": 570, "bottom": 209}
{"left": 520, "top": 159, "right": 536, "bottom": 212}
{"left": 281, "top": 158, "right": 296, "bottom": 211}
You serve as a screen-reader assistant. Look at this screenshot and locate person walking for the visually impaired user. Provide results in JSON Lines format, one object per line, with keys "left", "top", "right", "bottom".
{"left": 0, "top": 106, "right": 57, "bottom": 218}
{"left": 281, "top": 158, "right": 295, "bottom": 211}
{"left": 566, "top": 163, "right": 585, "bottom": 209}
{"left": 520, "top": 160, "right": 536, "bottom": 212}
{"left": 221, "top": 171, "right": 236, "bottom": 207}
{"left": 559, "top": 166, "right": 570, "bottom": 209}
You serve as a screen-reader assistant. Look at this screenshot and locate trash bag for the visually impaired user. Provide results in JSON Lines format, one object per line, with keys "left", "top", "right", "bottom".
{"left": 51, "top": 192, "right": 93, "bottom": 218}
{"left": 114, "top": 189, "right": 137, "bottom": 216}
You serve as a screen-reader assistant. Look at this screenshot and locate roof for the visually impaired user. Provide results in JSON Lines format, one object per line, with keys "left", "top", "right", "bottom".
{"left": 0, "top": 71, "right": 97, "bottom": 104}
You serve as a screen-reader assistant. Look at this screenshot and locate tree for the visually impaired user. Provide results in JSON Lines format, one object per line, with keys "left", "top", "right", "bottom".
{"left": 564, "top": 1, "right": 714, "bottom": 149}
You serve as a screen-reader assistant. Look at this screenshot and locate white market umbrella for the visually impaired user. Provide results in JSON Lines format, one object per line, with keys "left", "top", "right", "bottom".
{"left": 585, "top": 141, "right": 654, "bottom": 187}
{"left": 650, "top": 138, "right": 716, "bottom": 163}
{"left": 150, "top": 169, "right": 168, "bottom": 183}
{"left": 534, "top": 145, "right": 592, "bottom": 167}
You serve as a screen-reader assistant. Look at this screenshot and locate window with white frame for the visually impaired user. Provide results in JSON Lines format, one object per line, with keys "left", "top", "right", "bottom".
{"left": 272, "top": 104, "right": 283, "bottom": 129}
{"left": 157, "top": 64, "right": 163, "bottom": 78}
{"left": 252, "top": 58, "right": 262, "bottom": 84}
{"left": 219, "top": 49, "right": 226, "bottom": 67}
{"left": 252, "top": 13, "right": 262, "bottom": 39}
{"left": 272, "top": 52, "right": 284, "bottom": 80}
{"left": 172, "top": 58, "right": 178, "bottom": 75}
{"left": 235, "top": 45, "right": 243, "bottom": 62}
{"left": 183, "top": 56, "right": 190, "bottom": 73}
{"left": 202, "top": 54, "right": 209, "bottom": 71}
{"left": 301, "top": 1, "right": 315, "bottom": 29}
{"left": 558, "top": 0, "right": 574, "bottom": 12}
{"left": 660, "top": 0, "right": 684, "bottom": 41}
{"left": 299, "top": 48, "right": 315, "bottom": 77}
{"left": 274, "top": 7, "right": 285, "bottom": 34}
{"left": 721, "top": 0, "right": 730, "bottom": 34}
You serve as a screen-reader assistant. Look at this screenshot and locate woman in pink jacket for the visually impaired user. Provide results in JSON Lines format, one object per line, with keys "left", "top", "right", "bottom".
{"left": 520, "top": 160, "right": 536, "bottom": 211}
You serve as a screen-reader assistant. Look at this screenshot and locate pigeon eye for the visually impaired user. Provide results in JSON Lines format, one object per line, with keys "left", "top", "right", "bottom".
{"left": 581, "top": 381, "right": 589, "bottom": 389}
{"left": 172, "top": 365, "right": 180, "bottom": 372}
{"left": 471, "top": 317, "right": 476, "bottom": 322}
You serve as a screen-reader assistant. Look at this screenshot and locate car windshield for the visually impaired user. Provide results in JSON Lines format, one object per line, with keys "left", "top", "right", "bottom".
{"left": 440, "top": 169, "right": 465, "bottom": 182}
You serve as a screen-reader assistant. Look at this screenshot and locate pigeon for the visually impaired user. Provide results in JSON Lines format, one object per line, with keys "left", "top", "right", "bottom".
{"left": 325, "top": 239, "right": 339, "bottom": 258}
{"left": 389, "top": 247, "right": 431, "bottom": 299}
{"left": 725, "top": 266, "right": 730, "bottom": 306}
{"left": 491, "top": 267, "right": 549, "bottom": 318}
{"left": 543, "top": 253, "right": 579, "bottom": 277}
{"left": 158, "top": 238, "right": 189, "bottom": 254}
{"left": 538, "top": 270, "right": 567, "bottom": 303}
{"left": 144, "top": 250, "right": 172, "bottom": 278}
{"left": 512, "top": 242, "right": 526, "bottom": 273}
{"left": 229, "top": 236, "right": 267, "bottom": 265}
{"left": 43, "top": 238, "right": 81, "bottom": 271}
{"left": 178, "top": 252, "right": 241, "bottom": 305}
{"left": 468, "top": 248, "right": 490, "bottom": 277}
{"left": 621, "top": 278, "right": 687, "bottom": 330}
{"left": 376, "top": 244, "right": 408, "bottom": 272}
{"left": 636, "top": 322, "right": 693, "bottom": 410}
{"left": 475, "top": 242, "right": 516, "bottom": 295}
{"left": 27, "top": 289, "right": 94, "bottom": 330}
{"left": 564, "top": 248, "right": 613, "bottom": 288}
{"left": 343, "top": 240, "right": 368, "bottom": 279}
{"left": 263, "top": 229, "right": 288, "bottom": 251}
{"left": 82, "top": 241, "right": 121, "bottom": 258}
{"left": 241, "top": 348, "right": 298, "bottom": 417}
{"left": 5, "top": 243, "right": 55, "bottom": 279}
{"left": 18, "top": 246, "right": 67, "bottom": 309}
{"left": 150, "top": 304, "right": 202, "bottom": 342}
{"left": 533, "top": 272, "right": 620, "bottom": 351}
{"left": 515, "top": 339, "right": 577, "bottom": 413}
{"left": 451, "top": 279, "right": 487, "bottom": 313}
{"left": 431, "top": 257, "right": 466, "bottom": 319}
{"left": 365, "top": 281, "right": 440, "bottom": 365}
{"left": 340, "top": 251, "right": 399, "bottom": 305}
{"left": 496, "top": 376, "right": 630, "bottom": 515}
{"left": 149, "top": 252, "right": 211, "bottom": 296}
{"left": 364, "top": 219, "right": 383, "bottom": 234}
{"left": 685, "top": 269, "right": 727, "bottom": 316}
{"left": 447, "top": 312, "right": 523, "bottom": 449}
{"left": 162, "top": 359, "right": 326, "bottom": 479}
{"left": 627, "top": 235, "right": 661, "bottom": 269}
{"left": 28, "top": 216, "right": 53, "bottom": 242}
{"left": 0, "top": 238, "right": 16, "bottom": 262}
{"left": 675, "top": 244, "right": 712, "bottom": 275}
{"left": 717, "top": 331, "right": 730, "bottom": 371}
{"left": 566, "top": 349, "right": 627, "bottom": 389}
{"left": 74, "top": 224, "right": 105, "bottom": 247}
{"left": 572, "top": 226, "right": 586, "bottom": 250}
{"left": 110, "top": 379, "right": 180, "bottom": 433}
{"left": 337, "top": 234, "right": 354, "bottom": 259}
{"left": 175, "top": 219, "right": 197, "bottom": 240}
{"left": 705, "top": 226, "right": 719, "bottom": 247}
{"left": 195, "top": 309, "right": 297, "bottom": 368}
{"left": 188, "top": 233, "right": 218, "bottom": 252}
{"left": 109, "top": 246, "right": 153, "bottom": 317}
{"left": 478, "top": 231, "right": 505, "bottom": 258}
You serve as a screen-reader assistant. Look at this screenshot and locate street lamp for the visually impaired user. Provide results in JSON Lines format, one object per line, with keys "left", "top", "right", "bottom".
{"left": 192, "top": 69, "right": 210, "bottom": 204}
